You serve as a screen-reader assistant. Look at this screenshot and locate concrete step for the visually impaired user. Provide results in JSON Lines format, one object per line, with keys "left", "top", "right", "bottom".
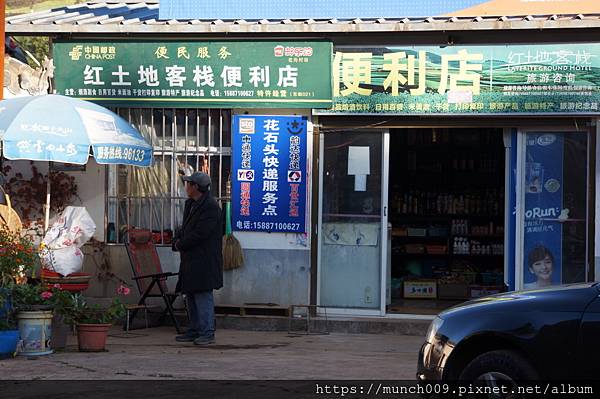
{"left": 216, "top": 314, "right": 431, "bottom": 336}
{"left": 109, "top": 301, "right": 432, "bottom": 336}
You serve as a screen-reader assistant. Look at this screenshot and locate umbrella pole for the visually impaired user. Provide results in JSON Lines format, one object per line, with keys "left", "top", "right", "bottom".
{"left": 44, "top": 163, "right": 51, "bottom": 232}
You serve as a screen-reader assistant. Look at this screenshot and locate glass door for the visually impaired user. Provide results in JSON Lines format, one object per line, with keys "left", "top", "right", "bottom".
{"left": 516, "top": 130, "right": 591, "bottom": 289}
{"left": 317, "top": 130, "right": 389, "bottom": 315}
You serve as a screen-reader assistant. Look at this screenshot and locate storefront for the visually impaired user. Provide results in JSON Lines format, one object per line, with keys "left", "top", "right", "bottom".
{"left": 314, "top": 42, "right": 598, "bottom": 316}
{"left": 6, "top": 2, "right": 600, "bottom": 319}
{"left": 5, "top": 32, "right": 333, "bottom": 308}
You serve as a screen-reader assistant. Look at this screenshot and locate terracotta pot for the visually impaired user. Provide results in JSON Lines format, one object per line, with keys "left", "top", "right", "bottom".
{"left": 76, "top": 324, "right": 111, "bottom": 352}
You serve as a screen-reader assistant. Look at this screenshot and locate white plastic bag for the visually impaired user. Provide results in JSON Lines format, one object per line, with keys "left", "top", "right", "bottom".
{"left": 41, "top": 206, "right": 96, "bottom": 276}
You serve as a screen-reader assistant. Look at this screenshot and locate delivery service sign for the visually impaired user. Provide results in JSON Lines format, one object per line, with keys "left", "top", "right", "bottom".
{"left": 232, "top": 115, "right": 307, "bottom": 233}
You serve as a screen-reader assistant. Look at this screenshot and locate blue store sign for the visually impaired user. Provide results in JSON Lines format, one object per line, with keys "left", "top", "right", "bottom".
{"left": 232, "top": 115, "right": 307, "bottom": 233}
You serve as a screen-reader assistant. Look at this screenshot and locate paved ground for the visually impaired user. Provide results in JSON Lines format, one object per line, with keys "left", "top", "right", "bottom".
{"left": 0, "top": 326, "right": 424, "bottom": 380}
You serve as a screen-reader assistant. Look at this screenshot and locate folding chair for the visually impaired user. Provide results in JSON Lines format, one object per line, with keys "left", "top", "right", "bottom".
{"left": 124, "top": 229, "right": 183, "bottom": 333}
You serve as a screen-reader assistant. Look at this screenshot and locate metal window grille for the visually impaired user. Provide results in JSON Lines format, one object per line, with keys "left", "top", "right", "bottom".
{"left": 106, "top": 108, "right": 231, "bottom": 244}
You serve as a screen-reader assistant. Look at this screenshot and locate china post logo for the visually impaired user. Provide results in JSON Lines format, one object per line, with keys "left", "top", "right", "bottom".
{"left": 239, "top": 118, "right": 255, "bottom": 134}
{"left": 69, "top": 45, "right": 84, "bottom": 61}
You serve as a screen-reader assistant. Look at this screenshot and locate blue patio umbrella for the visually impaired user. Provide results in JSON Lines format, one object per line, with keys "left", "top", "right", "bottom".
{"left": 0, "top": 94, "right": 152, "bottom": 167}
{"left": 0, "top": 94, "right": 153, "bottom": 230}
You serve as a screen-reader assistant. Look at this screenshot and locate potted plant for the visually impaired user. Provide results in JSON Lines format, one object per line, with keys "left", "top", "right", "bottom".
{"left": 62, "top": 295, "right": 125, "bottom": 352}
{"left": 11, "top": 283, "right": 55, "bottom": 356}
{"left": 0, "top": 228, "right": 38, "bottom": 357}
{"left": 11, "top": 283, "right": 77, "bottom": 354}
{"left": 0, "top": 228, "right": 37, "bottom": 316}
{"left": 46, "top": 284, "right": 76, "bottom": 350}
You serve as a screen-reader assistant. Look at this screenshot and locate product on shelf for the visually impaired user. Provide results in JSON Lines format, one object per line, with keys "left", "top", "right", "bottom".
{"left": 451, "top": 237, "right": 504, "bottom": 255}
{"left": 394, "top": 189, "right": 504, "bottom": 216}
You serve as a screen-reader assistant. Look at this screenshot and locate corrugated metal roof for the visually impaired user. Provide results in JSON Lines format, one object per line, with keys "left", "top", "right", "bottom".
{"left": 6, "top": 0, "right": 600, "bottom": 35}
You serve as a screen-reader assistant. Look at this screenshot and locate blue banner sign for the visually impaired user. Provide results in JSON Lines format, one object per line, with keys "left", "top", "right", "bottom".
{"left": 522, "top": 132, "right": 564, "bottom": 289}
{"left": 232, "top": 115, "right": 307, "bottom": 233}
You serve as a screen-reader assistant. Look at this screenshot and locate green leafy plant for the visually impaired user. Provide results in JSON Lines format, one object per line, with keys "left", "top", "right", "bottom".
{"left": 47, "top": 285, "right": 77, "bottom": 317}
{"left": 10, "top": 283, "right": 73, "bottom": 312}
{"left": 0, "top": 228, "right": 38, "bottom": 286}
{"left": 61, "top": 295, "right": 126, "bottom": 326}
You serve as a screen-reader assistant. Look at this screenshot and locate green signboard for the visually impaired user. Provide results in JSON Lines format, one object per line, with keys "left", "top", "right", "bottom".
{"left": 53, "top": 41, "right": 332, "bottom": 108}
{"left": 315, "top": 43, "right": 600, "bottom": 115}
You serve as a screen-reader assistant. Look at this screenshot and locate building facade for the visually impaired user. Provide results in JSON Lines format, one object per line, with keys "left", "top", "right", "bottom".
{"left": 6, "top": 0, "right": 600, "bottom": 317}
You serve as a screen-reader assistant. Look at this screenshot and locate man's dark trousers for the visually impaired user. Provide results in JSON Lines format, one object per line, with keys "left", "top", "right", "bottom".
{"left": 186, "top": 290, "right": 215, "bottom": 338}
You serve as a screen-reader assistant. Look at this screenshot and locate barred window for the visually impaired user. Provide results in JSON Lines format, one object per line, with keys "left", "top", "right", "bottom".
{"left": 106, "top": 108, "right": 231, "bottom": 244}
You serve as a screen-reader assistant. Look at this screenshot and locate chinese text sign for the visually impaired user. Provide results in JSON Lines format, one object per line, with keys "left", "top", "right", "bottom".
{"left": 232, "top": 115, "right": 307, "bottom": 233}
{"left": 53, "top": 41, "right": 332, "bottom": 109}
{"left": 316, "top": 44, "right": 600, "bottom": 115}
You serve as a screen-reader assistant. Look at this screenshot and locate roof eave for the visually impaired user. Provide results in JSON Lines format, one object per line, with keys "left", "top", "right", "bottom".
{"left": 7, "top": 19, "right": 600, "bottom": 35}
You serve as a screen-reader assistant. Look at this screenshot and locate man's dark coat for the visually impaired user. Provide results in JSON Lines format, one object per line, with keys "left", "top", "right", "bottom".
{"left": 177, "top": 193, "right": 223, "bottom": 294}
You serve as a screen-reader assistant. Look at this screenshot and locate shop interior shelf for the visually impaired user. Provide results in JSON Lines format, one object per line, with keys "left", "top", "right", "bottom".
{"left": 450, "top": 234, "right": 504, "bottom": 238}
{"left": 451, "top": 254, "right": 504, "bottom": 257}
{"left": 392, "top": 234, "right": 449, "bottom": 239}
{"left": 394, "top": 252, "right": 449, "bottom": 257}
{"left": 392, "top": 214, "right": 503, "bottom": 219}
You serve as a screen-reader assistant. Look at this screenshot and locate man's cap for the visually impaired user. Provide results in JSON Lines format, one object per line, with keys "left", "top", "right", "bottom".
{"left": 182, "top": 172, "right": 212, "bottom": 192}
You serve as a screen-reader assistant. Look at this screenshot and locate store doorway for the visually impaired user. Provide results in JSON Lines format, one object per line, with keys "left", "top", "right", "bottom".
{"left": 388, "top": 128, "right": 506, "bottom": 315}
{"left": 318, "top": 130, "right": 389, "bottom": 316}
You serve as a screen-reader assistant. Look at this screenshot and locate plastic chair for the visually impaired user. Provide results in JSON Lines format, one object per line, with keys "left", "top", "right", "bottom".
{"left": 124, "top": 229, "right": 182, "bottom": 333}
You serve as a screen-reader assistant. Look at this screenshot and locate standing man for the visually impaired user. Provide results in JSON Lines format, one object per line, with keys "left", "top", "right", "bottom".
{"left": 174, "top": 172, "right": 223, "bottom": 345}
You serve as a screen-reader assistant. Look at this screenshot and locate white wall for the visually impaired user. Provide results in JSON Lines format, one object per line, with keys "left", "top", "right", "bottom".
{"left": 3, "top": 159, "right": 105, "bottom": 241}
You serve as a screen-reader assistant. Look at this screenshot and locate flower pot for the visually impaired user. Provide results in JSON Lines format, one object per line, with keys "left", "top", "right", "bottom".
{"left": 16, "top": 310, "right": 53, "bottom": 356}
{"left": 51, "top": 313, "right": 70, "bottom": 350}
{"left": 76, "top": 324, "right": 112, "bottom": 352}
{"left": 0, "top": 330, "right": 20, "bottom": 360}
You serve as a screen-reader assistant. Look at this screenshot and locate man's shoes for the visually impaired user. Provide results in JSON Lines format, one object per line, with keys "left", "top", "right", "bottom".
{"left": 193, "top": 335, "right": 215, "bottom": 346}
{"left": 175, "top": 332, "right": 200, "bottom": 342}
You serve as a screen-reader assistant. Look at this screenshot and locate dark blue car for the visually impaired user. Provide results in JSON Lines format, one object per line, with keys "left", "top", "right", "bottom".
{"left": 417, "top": 283, "right": 599, "bottom": 382}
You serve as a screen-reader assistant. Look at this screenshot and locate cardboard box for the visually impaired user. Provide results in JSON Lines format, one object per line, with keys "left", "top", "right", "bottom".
{"left": 407, "top": 228, "right": 427, "bottom": 237}
{"left": 438, "top": 283, "right": 469, "bottom": 299}
{"left": 405, "top": 244, "right": 425, "bottom": 254}
{"left": 403, "top": 280, "right": 437, "bottom": 299}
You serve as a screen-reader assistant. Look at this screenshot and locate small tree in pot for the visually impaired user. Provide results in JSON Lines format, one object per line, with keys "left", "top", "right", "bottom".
{"left": 62, "top": 295, "right": 125, "bottom": 352}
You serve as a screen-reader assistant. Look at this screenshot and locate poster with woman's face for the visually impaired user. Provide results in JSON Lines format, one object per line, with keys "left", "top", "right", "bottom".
{"left": 523, "top": 133, "right": 563, "bottom": 289}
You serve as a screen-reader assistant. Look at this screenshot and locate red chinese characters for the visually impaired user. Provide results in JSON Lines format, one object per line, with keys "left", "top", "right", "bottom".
{"left": 240, "top": 182, "right": 251, "bottom": 216}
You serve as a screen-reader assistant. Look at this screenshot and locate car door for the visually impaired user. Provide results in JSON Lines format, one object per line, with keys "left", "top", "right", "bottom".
{"left": 578, "top": 289, "right": 600, "bottom": 378}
